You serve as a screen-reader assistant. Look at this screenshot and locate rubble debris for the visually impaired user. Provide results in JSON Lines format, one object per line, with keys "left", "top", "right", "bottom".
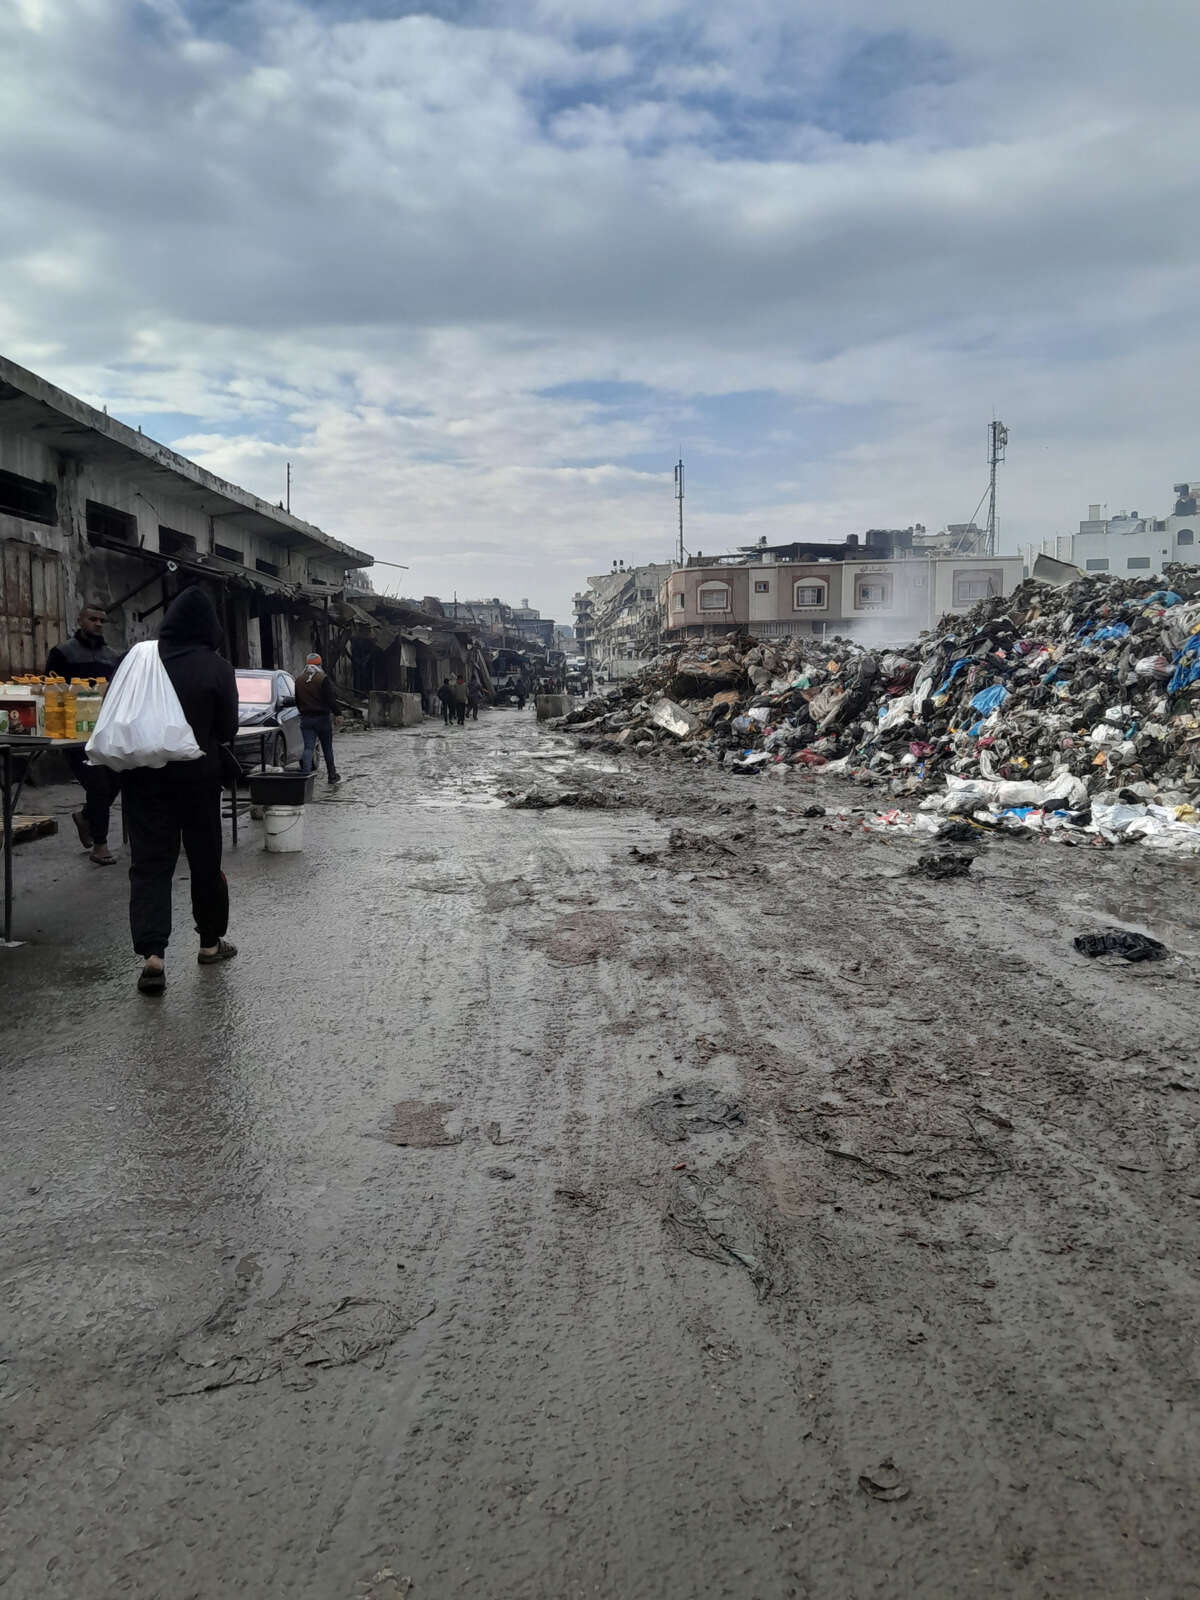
{"left": 650, "top": 697, "right": 700, "bottom": 738}
{"left": 1073, "top": 930, "right": 1169, "bottom": 963}
{"left": 908, "top": 853, "right": 975, "bottom": 880}
{"left": 560, "top": 566, "right": 1200, "bottom": 851}
{"left": 639, "top": 1082, "right": 746, "bottom": 1142}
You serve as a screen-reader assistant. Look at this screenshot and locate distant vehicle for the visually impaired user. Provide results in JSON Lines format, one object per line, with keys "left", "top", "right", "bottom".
{"left": 234, "top": 669, "right": 305, "bottom": 769}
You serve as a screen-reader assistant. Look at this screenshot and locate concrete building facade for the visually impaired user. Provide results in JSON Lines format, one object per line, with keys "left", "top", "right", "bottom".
{"left": 0, "top": 356, "right": 372, "bottom": 679}
{"left": 663, "top": 552, "right": 1024, "bottom": 643}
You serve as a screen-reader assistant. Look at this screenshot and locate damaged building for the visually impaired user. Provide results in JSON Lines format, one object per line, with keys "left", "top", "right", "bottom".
{"left": 663, "top": 531, "right": 1023, "bottom": 645}
{"left": 0, "top": 356, "right": 373, "bottom": 681}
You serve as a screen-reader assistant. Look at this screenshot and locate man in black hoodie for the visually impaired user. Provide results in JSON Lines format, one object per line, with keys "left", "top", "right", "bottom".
{"left": 122, "top": 587, "right": 239, "bottom": 995}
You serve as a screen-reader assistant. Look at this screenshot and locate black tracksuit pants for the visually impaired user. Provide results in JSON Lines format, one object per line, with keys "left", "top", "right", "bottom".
{"left": 124, "top": 774, "right": 228, "bottom": 959}
{"left": 66, "top": 749, "right": 121, "bottom": 846}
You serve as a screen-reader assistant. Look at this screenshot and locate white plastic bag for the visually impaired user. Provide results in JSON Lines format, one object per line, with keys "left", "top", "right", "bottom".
{"left": 86, "top": 640, "right": 204, "bottom": 770}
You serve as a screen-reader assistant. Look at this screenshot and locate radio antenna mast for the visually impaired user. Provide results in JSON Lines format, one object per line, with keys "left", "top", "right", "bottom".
{"left": 674, "top": 457, "right": 685, "bottom": 565}
{"left": 985, "top": 421, "right": 1008, "bottom": 557}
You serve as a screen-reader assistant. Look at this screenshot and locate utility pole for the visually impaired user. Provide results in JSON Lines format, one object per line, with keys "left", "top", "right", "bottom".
{"left": 285, "top": 462, "right": 291, "bottom": 515}
{"left": 985, "top": 422, "right": 1008, "bottom": 557}
{"left": 674, "top": 457, "right": 685, "bottom": 566}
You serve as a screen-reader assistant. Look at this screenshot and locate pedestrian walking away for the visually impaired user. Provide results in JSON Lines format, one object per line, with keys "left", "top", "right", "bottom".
{"left": 437, "top": 677, "right": 454, "bottom": 725}
{"left": 467, "top": 679, "right": 483, "bottom": 721}
{"left": 45, "top": 600, "right": 122, "bottom": 865}
{"left": 295, "top": 653, "right": 342, "bottom": 784}
{"left": 452, "top": 673, "right": 468, "bottom": 726}
{"left": 122, "top": 587, "right": 238, "bottom": 996}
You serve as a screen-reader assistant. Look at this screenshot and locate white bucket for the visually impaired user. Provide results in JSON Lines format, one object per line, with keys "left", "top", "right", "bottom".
{"left": 263, "top": 804, "right": 305, "bottom": 853}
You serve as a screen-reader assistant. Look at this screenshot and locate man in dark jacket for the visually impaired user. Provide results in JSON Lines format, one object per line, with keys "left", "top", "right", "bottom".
{"left": 451, "top": 673, "right": 468, "bottom": 726}
{"left": 295, "top": 653, "right": 342, "bottom": 784}
{"left": 123, "top": 587, "right": 239, "bottom": 994}
{"left": 467, "top": 680, "right": 483, "bottom": 720}
{"left": 437, "top": 677, "right": 454, "bottom": 725}
{"left": 46, "top": 600, "right": 122, "bottom": 865}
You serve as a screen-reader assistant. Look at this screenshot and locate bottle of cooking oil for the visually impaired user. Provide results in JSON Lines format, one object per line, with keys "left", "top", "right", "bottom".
{"left": 43, "top": 676, "right": 67, "bottom": 739}
{"left": 71, "top": 679, "right": 102, "bottom": 739}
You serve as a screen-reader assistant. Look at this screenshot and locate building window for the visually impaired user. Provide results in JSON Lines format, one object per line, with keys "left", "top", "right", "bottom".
{"left": 697, "top": 583, "right": 731, "bottom": 611}
{"left": 1127, "top": 556, "right": 1151, "bottom": 570}
{"left": 256, "top": 558, "right": 280, "bottom": 577}
{"left": 1085, "top": 559, "right": 1109, "bottom": 571}
{"left": 215, "top": 543, "right": 244, "bottom": 564}
{"left": 673, "top": 593, "right": 685, "bottom": 610}
{"left": 854, "top": 574, "right": 893, "bottom": 609}
{"left": 86, "top": 500, "right": 137, "bottom": 544}
{"left": 792, "top": 581, "right": 827, "bottom": 609}
{"left": 0, "top": 467, "right": 57, "bottom": 526}
{"left": 754, "top": 580, "right": 770, "bottom": 594}
{"left": 1178, "top": 529, "right": 1195, "bottom": 546}
{"left": 953, "top": 568, "right": 1003, "bottom": 606}
{"left": 158, "top": 525, "right": 195, "bottom": 556}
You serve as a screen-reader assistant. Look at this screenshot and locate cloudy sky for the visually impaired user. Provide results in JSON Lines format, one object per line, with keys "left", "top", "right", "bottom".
{"left": 4, "top": 0, "right": 1200, "bottom": 619}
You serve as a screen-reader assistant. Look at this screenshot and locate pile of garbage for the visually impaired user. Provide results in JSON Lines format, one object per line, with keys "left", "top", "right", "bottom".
{"left": 562, "top": 566, "right": 1200, "bottom": 851}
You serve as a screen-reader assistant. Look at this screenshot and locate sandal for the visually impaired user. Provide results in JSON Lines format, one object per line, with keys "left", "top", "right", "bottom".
{"left": 137, "top": 963, "right": 166, "bottom": 995}
{"left": 90, "top": 845, "right": 116, "bottom": 866}
{"left": 198, "top": 939, "right": 238, "bottom": 965}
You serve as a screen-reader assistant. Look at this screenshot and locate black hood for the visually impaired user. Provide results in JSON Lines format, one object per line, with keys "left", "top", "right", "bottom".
{"left": 159, "top": 587, "right": 223, "bottom": 651}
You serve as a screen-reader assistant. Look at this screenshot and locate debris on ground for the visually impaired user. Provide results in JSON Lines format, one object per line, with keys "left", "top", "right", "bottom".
{"left": 907, "top": 852, "right": 975, "bottom": 880}
{"left": 507, "top": 786, "right": 617, "bottom": 809}
{"left": 381, "top": 1101, "right": 463, "bottom": 1147}
{"left": 639, "top": 1082, "right": 746, "bottom": 1142}
{"left": 663, "top": 1169, "right": 780, "bottom": 1302}
{"left": 1073, "top": 930, "right": 1170, "bottom": 962}
{"left": 163, "top": 1296, "right": 432, "bottom": 1396}
{"left": 858, "top": 1459, "right": 911, "bottom": 1503}
{"left": 560, "top": 567, "right": 1200, "bottom": 851}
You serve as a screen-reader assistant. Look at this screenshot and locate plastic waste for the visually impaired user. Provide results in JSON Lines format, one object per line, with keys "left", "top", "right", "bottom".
{"left": 1073, "top": 929, "right": 1168, "bottom": 962}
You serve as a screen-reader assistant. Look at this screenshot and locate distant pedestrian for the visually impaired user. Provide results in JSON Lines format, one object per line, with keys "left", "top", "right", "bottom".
{"left": 452, "top": 674, "right": 468, "bottom": 726}
{"left": 45, "top": 601, "right": 122, "bottom": 866}
{"left": 467, "top": 680, "right": 483, "bottom": 721}
{"left": 295, "top": 653, "right": 342, "bottom": 785}
{"left": 516, "top": 680, "right": 527, "bottom": 710}
{"left": 437, "top": 677, "right": 454, "bottom": 725}
{"left": 123, "top": 587, "right": 238, "bottom": 996}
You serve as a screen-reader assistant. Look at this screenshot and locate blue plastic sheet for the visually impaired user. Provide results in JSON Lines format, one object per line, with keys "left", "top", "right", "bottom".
{"left": 968, "top": 684, "right": 1009, "bottom": 715}
{"left": 1168, "top": 629, "right": 1200, "bottom": 694}
{"left": 1147, "top": 590, "right": 1182, "bottom": 607}
{"left": 1082, "top": 622, "right": 1131, "bottom": 643}
{"left": 932, "top": 658, "right": 969, "bottom": 701}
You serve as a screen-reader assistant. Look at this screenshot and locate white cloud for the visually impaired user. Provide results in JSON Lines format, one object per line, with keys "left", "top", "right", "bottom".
{"left": 2, "top": 0, "right": 1200, "bottom": 617}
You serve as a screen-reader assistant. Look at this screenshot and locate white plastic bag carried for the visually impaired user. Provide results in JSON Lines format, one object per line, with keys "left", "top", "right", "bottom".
{"left": 85, "top": 640, "right": 204, "bottom": 770}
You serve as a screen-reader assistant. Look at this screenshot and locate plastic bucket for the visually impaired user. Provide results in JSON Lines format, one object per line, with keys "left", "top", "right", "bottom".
{"left": 264, "top": 804, "right": 305, "bottom": 853}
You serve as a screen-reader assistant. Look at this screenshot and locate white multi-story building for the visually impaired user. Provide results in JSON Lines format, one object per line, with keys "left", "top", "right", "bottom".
{"left": 1025, "top": 484, "right": 1200, "bottom": 579}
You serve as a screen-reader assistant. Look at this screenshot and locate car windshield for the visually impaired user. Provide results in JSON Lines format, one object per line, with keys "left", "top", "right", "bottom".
{"left": 238, "top": 677, "right": 274, "bottom": 704}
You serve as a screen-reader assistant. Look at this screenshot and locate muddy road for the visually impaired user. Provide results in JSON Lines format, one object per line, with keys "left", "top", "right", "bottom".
{"left": 3, "top": 712, "right": 1199, "bottom": 1599}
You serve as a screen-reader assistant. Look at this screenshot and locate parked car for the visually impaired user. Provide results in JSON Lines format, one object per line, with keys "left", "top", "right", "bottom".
{"left": 233, "top": 669, "right": 306, "bottom": 769}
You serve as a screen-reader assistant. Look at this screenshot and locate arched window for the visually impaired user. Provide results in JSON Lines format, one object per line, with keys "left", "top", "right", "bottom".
{"left": 697, "top": 583, "right": 731, "bottom": 611}
{"left": 1178, "top": 528, "right": 1194, "bottom": 546}
{"left": 792, "top": 580, "right": 828, "bottom": 609}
